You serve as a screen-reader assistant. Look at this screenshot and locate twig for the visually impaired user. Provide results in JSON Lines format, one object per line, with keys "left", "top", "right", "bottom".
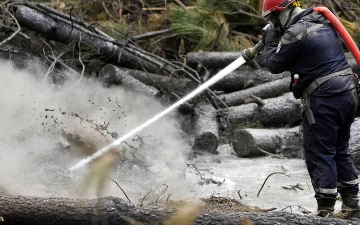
{"left": 256, "top": 147, "right": 285, "bottom": 159}
{"left": 140, "top": 190, "right": 151, "bottom": 205}
{"left": 0, "top": 6, "right": 21, "bottom": 47}
{"left": 237, "top": 189, "right": 242, "bottom": 200}
{"left": 48, "top": 33, "right": 85, "bottom": 97}
{"left": 155, "top": 184, "right": 168, "bottom": 204}
{"left": 142, "top": 7, "right": 167, "bottom": 11}
{"left": 166, "top": 193, "right": 172, "bottom": 203}
{"left": 210, "top": 22, "right": 224, "bottom": 51}
{"left": 174, "top": 0, "right": 187, "bottom": 9}
{"left": 87, "top": 173, "right": 132, "bottom": 203}
{"left": 187, "top": 162, "right": 204, "bottom": 180}
{"left": 131, "top": 29, "right": 171, "bottom": 41}
{"left": 101, "top": 1, "right": 119, "bottom": 22}
{"left": 280, "top": 205, "right": 293, "bottom": 212}
{"left": 42, "top": 52, "right": 64, "bottom": 88}
{"left": 298, "top": 205, "right": 312, "bottom": 214}
{"left": 249, "top": 94, "right": 265, "bottom": 106}
{"left": 257, "top": 172, "right": 290, "bottom": 197}
{"left": 104, "top": 177, "right": 132, "bottom": 203}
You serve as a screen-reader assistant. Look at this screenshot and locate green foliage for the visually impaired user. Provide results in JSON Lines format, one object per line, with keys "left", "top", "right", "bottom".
{"left": 168, "top": 4, "right": 253, "bottom": 52}
{"left": 168, "top": 5, "right": 228, "bottom": 51}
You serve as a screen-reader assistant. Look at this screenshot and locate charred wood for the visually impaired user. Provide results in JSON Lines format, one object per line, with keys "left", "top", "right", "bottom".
{"left": 220, "top": 92, "right": 302, "bottom": 128}
{"left": 210, "top": 69, "right": 288, "bottom": 93}
{"left": 192, "top": 102, "right": 219, "bottom": 154}
{"left": 216, "top": 77, "right": 291, "bottom": 107}
{"left": 13, "top": 4, "right": 197, "bottom": 79}
{"left": 185, "top": 51, "right": 262, "bottom": 69}
{"left": 99, "top": 64, "right": 160, "bottom": 97}
{"left": 0, "top": 195, "right": 355, "bottom": 225}
{"left": 232, "top": 126, "right": 303, "bottom": 158}
{"left": 108, "top": 66, "right": 197, "bottom": 95}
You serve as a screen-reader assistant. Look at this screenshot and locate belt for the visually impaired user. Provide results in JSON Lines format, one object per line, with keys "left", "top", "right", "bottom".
{"left": 301, "top": 67, "right": 354, "bottom": 125}
{"left": 302, "top": 67, "right": 353, "bottom": 99}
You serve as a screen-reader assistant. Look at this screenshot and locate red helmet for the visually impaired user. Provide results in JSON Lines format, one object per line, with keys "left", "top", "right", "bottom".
{"left": 261, "top": 0, "right": 296, "bottom": 17}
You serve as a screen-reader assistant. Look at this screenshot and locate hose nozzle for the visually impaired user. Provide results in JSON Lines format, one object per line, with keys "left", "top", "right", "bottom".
{"left": 241, "top": 40, "right": 264, "bottom": 62}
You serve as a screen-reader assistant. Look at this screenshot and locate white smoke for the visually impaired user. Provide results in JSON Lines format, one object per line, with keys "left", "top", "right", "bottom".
{"left": 0, "top": 59, "right": 192, "bottom": 201}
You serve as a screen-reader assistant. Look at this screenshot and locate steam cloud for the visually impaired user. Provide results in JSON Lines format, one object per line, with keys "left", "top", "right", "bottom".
{"left": 0, "top": 59, "right": 192, "bottom": 201}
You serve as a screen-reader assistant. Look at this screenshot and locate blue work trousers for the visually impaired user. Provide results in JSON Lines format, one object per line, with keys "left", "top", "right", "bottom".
{"left": 303, "top": 89, "right": 359, "bottom": 198}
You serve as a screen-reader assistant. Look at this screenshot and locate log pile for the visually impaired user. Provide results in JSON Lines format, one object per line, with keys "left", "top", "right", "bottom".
{"left": 0, "top": 1, "right": 360, "bottom": 224}
{"left": 3, "top": 1, "right": 360, "bottom": 162}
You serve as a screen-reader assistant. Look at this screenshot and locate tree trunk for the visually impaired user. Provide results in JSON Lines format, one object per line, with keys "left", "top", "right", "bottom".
{"left": 13, "top": 4, "right": 195, "bottom": 78}
{"left": 210, "top": 69, "right": 288, "bottom": 93}
{"left": 216, "top": 77, "right": 291, "bottom": 107}
{"left": 99, "top": 64, "right": 160, "bottom": 97}
{"left": 0, "top": 195, "right": 354, "bottom": 225}
{"left": 109, "top": 66, "right": 198, "bottom": 94}
{"left": 185, "top": 51, "right": 244, "bottom": 68}
{"left": 220, "top": 92, "right": 302, "bottom": 128}
{"left": 192, "top": 102, "right": 219, "bottom": 154}
{"left": 232, "top": 126, "right": 303, "bottom": 158}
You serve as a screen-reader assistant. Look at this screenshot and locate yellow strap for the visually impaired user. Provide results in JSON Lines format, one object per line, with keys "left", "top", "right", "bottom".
{"left": 293, "top": 1, "right": 301, "bottom": 7}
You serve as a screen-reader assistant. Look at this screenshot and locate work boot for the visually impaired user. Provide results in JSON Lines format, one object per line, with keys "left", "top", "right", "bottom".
{"left": 316, "top": 197, "right": 336, "bottom": 217}
{"left": 341, "top": 193, "right": 360, "bottom": 219}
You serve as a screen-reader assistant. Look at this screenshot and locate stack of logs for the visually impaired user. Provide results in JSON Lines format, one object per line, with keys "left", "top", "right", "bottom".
{"left": 99, "top": 53, "right": 360, "bottom": 164}
{"left": 10, "top": 3, "right": 360, "bottom": 166}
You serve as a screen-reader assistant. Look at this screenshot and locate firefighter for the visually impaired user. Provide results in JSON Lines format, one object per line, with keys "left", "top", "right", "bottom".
{"left": 260, "top": 0, "right": 360, "bottom": 218}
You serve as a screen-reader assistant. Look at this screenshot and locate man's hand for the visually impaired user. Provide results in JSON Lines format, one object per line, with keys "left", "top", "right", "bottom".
{"left": 262, "top": 24, "right": 281, "bottom": 47}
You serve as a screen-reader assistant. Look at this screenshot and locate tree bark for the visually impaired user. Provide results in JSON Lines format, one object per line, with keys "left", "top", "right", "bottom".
{"left": 108, "top": 66, "right": 197, "bottom": 94}
{"left": 13, "top": 4, "right": 195, "bottom": 78}
{"left": 220, "top": 92, "right": 302, "bottom": 128}
{"left": 0, "top": 195, "right": 355, "bottom": 225}
{"left": 216, "top": 77, "right": 291, "bottom": 107}
{"left": 185, "top": 51, "right": 263, "bottom": 69}
{"left": 232, "top": 126, "right": 303, "bottom": 158}
{"left": 192, "top": 102, "right": 219, "bottom": 154}
{"left": 99, "top": 64, "right": 160, "bottom": 97}
{"left": 210, "top": 69, "right": 288, "bottom": 93}
{"left": 185, "top": 51, "right": 244, "bottom": 68}
{"left": 349, "top": 117, "right": 360, "bottom": 170}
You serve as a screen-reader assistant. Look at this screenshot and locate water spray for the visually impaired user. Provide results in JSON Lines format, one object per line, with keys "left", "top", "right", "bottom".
{"left": 69, "top": 41, "right": 264, "bottom": 171}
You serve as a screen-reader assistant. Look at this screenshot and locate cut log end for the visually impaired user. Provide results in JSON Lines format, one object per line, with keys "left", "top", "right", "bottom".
{"left": 231, "top": 130, "right": 257, "bottom": 157}
{"left": 193, "top": 132, "right": 219, "bottom": 154}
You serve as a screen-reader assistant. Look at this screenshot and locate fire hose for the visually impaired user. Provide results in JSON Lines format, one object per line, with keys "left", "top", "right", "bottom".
{"left": 314, "top": 7, "right": 360, "bottom": 67}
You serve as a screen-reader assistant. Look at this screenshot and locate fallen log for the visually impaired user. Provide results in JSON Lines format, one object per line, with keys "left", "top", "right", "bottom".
{"left": 349, "top": 117, "right": 360, "bottom": 170}
{"left": 216, "top": 77, "right": 291, "bottom": 107}
{"left": 108, "top": 66, "right": 197, "bottom": 94}
{"left": 192, "top": 102, "right": 219, "bottom": 154}
{"left": 97, "top": 64, "right": 196, "bottom": 113}
{"left": 13, "top": 4, "right": 196, "bottom": 78}
{"left": 232, "top": 126, "right": 303, "bottom": 158}
{"left": 98, "top": 64, "right": 160, "bottom": 97}
{"left": 220, "top": 92, "right": 302, "bottom": 128}
{"left": 185, "top": 51, "right": 259, "bottom": 68}
{"left": 0, "top": 195, "right": 355, "bottom": 225}
{"left": 210, "top": 69, "right": 288, "bottom": 93}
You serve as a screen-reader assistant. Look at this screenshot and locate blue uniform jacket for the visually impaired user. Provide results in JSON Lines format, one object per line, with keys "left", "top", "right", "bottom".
{"left": 263, "top": 8, "right": 353, "bottom": 95}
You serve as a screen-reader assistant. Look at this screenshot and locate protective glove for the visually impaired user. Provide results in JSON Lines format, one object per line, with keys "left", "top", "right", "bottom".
{"left": 262, "top": 24, "right": 281, "bottom": 48}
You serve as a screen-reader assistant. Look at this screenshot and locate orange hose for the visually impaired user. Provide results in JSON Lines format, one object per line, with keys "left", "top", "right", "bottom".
{"left": 314, "top": 6, "right": 360, "bottom": 67}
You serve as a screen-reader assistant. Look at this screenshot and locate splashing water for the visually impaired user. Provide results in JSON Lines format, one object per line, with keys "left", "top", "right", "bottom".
{"left": 69, "top": 56, "right": 247, "bottom": 171}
